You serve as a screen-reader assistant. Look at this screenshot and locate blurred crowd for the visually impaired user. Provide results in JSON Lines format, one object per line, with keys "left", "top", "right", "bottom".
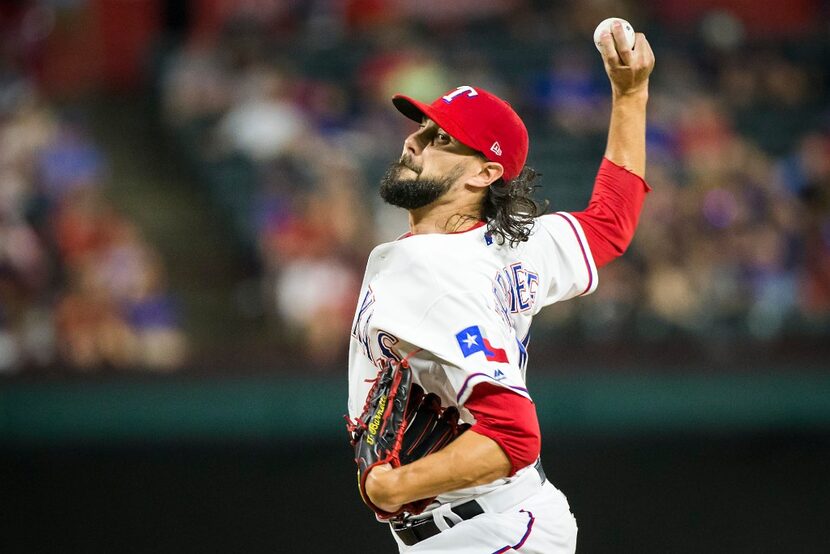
{"left": 158, "top": 0, "right": 830, "bottom": 362}
{"left": 2, "top": 0, "right": 828, "bottom": 372}
{"left": 0, "top": 77, "right": 186, "bottom": 373}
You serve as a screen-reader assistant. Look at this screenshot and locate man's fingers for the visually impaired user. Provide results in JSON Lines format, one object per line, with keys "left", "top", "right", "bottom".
{"left": 601, "top": 30, "right": 655, "bottom": 95}
{"left": 597, "top": 31, "right": 621, "bottom": 68}
{"left": 612, "top": 21, "right": 634, "bottom": 66}
{"left": 635, "top": 33, "right": 656, "bottom": 72}
{"left": 628, "top": 33, "right": 655, "bottom": 77}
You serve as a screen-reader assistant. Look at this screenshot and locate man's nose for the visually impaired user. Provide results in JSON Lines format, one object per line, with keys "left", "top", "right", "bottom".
{"left": 403, "top": 130, "right": 424, "bottom": 156}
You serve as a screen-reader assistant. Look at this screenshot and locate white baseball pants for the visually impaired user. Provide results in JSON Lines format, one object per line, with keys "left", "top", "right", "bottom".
{"left": 391, "top": 482, "right": 578, "bottom": 554}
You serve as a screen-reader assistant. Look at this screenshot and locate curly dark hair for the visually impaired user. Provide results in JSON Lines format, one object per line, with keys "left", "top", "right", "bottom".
{"left": 481, "top": 166, "right": 549, "bottom": 247}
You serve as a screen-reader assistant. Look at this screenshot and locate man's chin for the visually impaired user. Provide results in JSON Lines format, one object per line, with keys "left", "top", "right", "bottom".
{"left": 379, "top": 180, "right": 443, "bottom": 210}
{"left": 379, "top": 161, "right": 456, "bottom": 210}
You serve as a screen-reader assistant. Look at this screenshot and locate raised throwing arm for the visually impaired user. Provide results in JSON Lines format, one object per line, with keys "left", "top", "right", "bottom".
{"left": 567, "top": 26, "right": 656, "bottom": 268}
{"left": 598, "top": 23, "right": 655, "bottom": 178}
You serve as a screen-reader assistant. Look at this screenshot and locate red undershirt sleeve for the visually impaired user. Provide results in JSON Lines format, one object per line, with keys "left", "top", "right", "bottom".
{"left": 465, "top": 382, "right": 541, "bottom": 476}
{"left": 570, "top": 157, "right": 652, "bottom": 268}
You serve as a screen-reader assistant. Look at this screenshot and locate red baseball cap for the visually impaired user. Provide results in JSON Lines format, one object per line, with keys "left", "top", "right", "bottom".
{"left": 392, "top": 85, "right": 529, "bottom": 182}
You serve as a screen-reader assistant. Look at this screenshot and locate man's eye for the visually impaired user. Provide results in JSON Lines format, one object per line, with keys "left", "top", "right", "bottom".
{"left": 436, "top": 133, "right": 450, "bottom": 144}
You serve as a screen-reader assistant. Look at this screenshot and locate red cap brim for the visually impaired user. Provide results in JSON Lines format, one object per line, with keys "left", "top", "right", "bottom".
{"left": 392, "top": 95, "right": 426, "bottom": 124}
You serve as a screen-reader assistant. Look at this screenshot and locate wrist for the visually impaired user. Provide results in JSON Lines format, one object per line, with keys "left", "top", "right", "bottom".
{"left": 612, "top": 85, "right": 649, "bottom": 102}
{"left": 367, "top": 464, "right": 403, "bottom": 508}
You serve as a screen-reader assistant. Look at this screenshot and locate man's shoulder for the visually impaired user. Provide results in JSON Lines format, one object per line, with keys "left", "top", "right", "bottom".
{"left": 534, "top": 211, "right": 585, "bottom": 237}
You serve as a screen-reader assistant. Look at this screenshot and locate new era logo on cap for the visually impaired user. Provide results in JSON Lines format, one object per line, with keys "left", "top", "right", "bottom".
{"left": 392, "top": 85, "right": 529, "bottom": 181}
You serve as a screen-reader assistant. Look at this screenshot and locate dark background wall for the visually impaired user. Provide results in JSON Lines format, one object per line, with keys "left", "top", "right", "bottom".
{"left": 5, "top": 434, "right": 830, "bottom": 554}
{"left": 2, "top": 375, "right": 829, "bottom": 553}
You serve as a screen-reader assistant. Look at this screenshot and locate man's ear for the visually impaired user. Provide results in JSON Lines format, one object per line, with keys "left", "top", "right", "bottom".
{"left": 467, "top": 162, "right": 504, "bottom": 189}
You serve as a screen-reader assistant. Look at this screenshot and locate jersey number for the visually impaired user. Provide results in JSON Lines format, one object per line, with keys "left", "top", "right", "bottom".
{"left": 442, "top": 86, "right": 478, "bottom": 103}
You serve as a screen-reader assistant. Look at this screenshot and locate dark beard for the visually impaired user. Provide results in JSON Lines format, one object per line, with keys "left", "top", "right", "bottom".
{"left": 379, "top": 161, "right": 460, "bottom": 210}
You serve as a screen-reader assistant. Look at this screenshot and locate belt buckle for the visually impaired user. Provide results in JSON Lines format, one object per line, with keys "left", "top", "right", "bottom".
{"left": 390, "top": 514, "right": 429, "bottom": 532}
{"left": 389, "top": 516, "right": 412, "bottom": 532}
{"left": 390, "top": 513, "right": 439, "bottom": 547}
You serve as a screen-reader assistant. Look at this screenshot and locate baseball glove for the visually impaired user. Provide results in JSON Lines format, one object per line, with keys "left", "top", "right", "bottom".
{"left": 346, "top": 357, "right": 469, "bottom": 519}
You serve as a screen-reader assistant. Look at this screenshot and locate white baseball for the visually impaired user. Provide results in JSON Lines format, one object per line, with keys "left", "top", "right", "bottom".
{"left": 594, "top": 17, "right": 635, "bottom": 52}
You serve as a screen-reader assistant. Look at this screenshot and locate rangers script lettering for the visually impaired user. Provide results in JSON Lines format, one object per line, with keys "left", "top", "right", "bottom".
{"left": 352, "top": 287, "right": 375, "bottom": 361}
{"left": 351, "top": 287, "right": 404, "bottom": 365}
{"left": 493, "top": 262, "right": 540, "bottom": 327}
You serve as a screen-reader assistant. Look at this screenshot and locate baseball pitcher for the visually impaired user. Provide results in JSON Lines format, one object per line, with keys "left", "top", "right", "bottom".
{"left": 347, "top": 24, "right": 655, "bottom": 553}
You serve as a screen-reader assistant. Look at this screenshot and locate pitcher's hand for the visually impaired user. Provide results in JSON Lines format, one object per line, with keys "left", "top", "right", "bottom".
{"left": 597, "top": 22, "right": 655, "bottom": 97}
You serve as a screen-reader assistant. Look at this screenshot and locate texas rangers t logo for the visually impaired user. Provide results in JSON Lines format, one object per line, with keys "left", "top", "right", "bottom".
{"left": 455, "top": 325, "right": 509, "bottom": 363}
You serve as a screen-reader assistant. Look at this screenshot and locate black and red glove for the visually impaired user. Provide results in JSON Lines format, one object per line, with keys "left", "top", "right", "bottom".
{"left": 347, "top": 357, "right": 469, "bottom": 519}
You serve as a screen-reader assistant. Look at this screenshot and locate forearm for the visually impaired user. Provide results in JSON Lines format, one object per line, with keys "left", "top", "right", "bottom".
{"left": 571, "top": 157, "right": 651, "bottom": 267}
{"left": 604, "top": 89, "right": 648, "bottom": 178}
{"left": 367, "top": 429, "right": 511, "bottom": 508}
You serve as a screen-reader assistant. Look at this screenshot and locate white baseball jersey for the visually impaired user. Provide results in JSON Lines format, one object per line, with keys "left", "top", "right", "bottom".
{"left": 348, "top": 212, "right": 597, "bottom": 507}
{"left": 349, "top": 212, "right": 597, "bottom": 554}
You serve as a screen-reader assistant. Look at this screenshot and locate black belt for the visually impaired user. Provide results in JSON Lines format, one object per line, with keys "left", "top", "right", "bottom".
{"left": 391, "top": 460, "right": 546, "bottom": 547}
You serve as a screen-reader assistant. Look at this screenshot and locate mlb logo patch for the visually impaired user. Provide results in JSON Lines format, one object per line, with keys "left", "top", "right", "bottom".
{"left": 455, "top": 325, "right": 508, "bottom": 363}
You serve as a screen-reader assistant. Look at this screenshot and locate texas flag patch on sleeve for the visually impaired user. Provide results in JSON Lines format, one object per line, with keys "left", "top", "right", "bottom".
{"left": 455, "top": 325, "right": 509, "bottom": 363}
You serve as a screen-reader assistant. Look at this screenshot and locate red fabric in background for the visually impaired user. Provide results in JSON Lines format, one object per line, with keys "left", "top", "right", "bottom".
{"left": 35, "top": 0, "right": 161, "bottom": 94}
{"left": 94, "top": 0, "right": 161, "bottom": 91}
{"left": 655, "top": 0, "right": 820, "bottom": 37}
